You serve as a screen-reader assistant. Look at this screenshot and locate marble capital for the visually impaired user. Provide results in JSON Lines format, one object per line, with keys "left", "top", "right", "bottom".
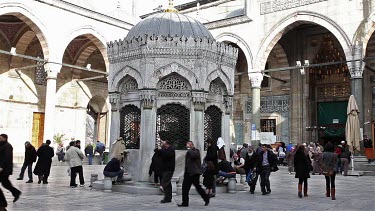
{"left": 109, "top": 92, "right": 121, "bottom": 111}
{"left": 248, "top": 72, "right": 263, "bottom": 88}
{"left": 45, "top": 63, "right": 62, "bottom": 79}
{"left": 140, "top": 90, "right": 156, "bottom": 109}
{"left": 192, "top": 92, "right": 207, "bottom": 110}
{"left": 347, "top": 61, "right": 364, "bottom": 79}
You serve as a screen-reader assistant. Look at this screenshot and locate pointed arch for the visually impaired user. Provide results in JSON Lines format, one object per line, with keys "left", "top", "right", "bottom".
{"left": 61, "top": 26, "right": 108, "bottom": 72}
{"left": 0, "top": 5, "right": 50, "bottom": 60}
{"left": 148, "top": 62, "right": 199, "bottom": 90}
{"left": 205, "top": 69, "right": 233, "bottom": 95}
{"left": 216, "top": 32, "right": 253, "bottom": 70}
{"left": 254, "top": 11, "right": 352, "bottom": 72}
{"left": 110, "top": 66, "right": 143, "bottom": 92}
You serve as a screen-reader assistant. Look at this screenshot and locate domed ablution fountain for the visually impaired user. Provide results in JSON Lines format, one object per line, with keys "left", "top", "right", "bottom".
{"left": 100, "top": 0, "right": 238, "bottom": 193}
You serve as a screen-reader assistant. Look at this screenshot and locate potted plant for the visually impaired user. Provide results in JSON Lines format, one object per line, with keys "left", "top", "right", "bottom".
{"left": 53, "top": 133, "right": 65, "bottom": 145}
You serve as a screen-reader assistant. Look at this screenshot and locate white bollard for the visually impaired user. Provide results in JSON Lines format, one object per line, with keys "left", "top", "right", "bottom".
{"left": 228, "top": 177, "right": 237, "bottom": 193}
{"left": 103, "top": 177, "right": 112, "bottom": 192}
{"left": 240, "top": 174, "right": 246, "bottom": 184}
{"left": 171, "top": 177, "right": 179, "bottom": 195}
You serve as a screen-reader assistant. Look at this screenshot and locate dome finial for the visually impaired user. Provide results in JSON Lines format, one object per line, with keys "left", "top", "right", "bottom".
{"left": 165, "top": 0, "right": 178, "bottom": 13}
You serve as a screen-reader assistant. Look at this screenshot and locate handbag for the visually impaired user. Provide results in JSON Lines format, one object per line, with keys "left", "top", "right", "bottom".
{"left": 322, "top": 165, "right": 333, "bottom": 176}
{"left": 246, "top": 170, "right": 257, "bottom": 186}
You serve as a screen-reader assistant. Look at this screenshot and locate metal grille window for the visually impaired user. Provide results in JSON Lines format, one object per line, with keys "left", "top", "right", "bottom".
{"left": 158, "top": 74, "right": 189, "bottom": 90}
{"left": 156, "top": 103, "right": 190, "bottom": 150}
{"left": 121, "top": 77, "right": 138, "bottom": 92}
{"left": 35, "top": 51, "right": 46, "bottom": 85}
{"left": 120, "top": 105, "right": 141, "bottom": 149}
{"left": 260, "top": 119, "right": 276, "bottom": 135}
{"left": 209, "top": 82, "right": 222, "bottom": 95}
{"left": 204, "top": 105, "right": 222, "bottom": 149}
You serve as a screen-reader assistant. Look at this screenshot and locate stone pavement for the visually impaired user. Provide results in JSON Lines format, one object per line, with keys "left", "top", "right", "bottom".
{"left": 2, "top": 165, "right": 375, "bottom": 211}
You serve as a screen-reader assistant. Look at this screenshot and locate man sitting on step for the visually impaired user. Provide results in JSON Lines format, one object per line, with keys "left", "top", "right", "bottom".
{"left": 216, "top": 159, "right": 236, "bottom": 184}
{"left": 103, "top": 156, "right": 124, "bottom": 185}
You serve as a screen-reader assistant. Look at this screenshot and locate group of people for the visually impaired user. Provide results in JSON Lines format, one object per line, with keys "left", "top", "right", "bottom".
{"left": 149, "top": 140, "right": 210, "bottom": 207}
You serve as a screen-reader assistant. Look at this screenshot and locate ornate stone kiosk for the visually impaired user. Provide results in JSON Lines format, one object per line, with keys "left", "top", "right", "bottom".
{"left": 108, "top": 9, "right": 238, "bottom": 182}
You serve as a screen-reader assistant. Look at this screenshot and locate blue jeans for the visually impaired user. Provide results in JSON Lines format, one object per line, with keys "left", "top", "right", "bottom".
{"left": 87, "top": 154, "right": 93, "bottom": 165}
{"left": 103, "top": 169, "right": 124, "bottom": 181}
{"left": 217, "top": 171, "right": 236, "bottom": 178}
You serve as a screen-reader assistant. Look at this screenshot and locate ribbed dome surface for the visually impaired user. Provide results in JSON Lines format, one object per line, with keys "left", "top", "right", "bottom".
{"left": 125, "top": 12, "right": 214, "bottom": 40}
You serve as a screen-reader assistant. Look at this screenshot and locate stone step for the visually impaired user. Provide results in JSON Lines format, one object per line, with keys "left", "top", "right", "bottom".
{"left": 359, "top": 163, "right": 375, "bottom": 171}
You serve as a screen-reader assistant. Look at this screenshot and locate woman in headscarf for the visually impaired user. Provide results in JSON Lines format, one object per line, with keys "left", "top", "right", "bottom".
{"left": 217, "top": 137, "right": 226, "bottom": 161}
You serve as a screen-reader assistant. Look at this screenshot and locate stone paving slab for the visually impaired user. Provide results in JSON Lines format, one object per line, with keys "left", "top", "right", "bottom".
{"left": 2, "top": 165, "right": 374, "bottom": 210}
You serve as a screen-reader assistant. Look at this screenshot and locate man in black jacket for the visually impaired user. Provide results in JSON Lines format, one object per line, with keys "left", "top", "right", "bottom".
{"left": 103, "top": 157, "right": 124, "bottom": 184}
{"left": 244, "top": 146, "right": 259, "bottom": 194}
{"left": 159, "top": 140, "right": 175, "bottom": 203}
{"left": 17, "top": 141, "right": 37, "bottom": 183}
{"left": 258, "top": 144, "right": 278, "bottom": 195}
{"left": 0, "top": 134, "right": 21, "bottom": 210}
{"left": 33, "top": 140, "right": 54, "bottom": 184}
{"left": 178, "top": 141, "right": 209, "bottom": 207}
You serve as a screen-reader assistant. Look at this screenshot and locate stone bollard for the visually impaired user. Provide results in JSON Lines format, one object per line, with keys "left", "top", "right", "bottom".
{"left": 103, "top": 177, "right": 112, "bottom": 192}
{"left": 90, "top": 174, "right": 98, "bottom": 187}
{"left": 228, "top": 177, "right": 237, "bottom": 193}
{"left": 240, "top": 174, "right": 246, "bottom": 184}
{"left": 171, "top": 177, "right": 179, "bottom": 195}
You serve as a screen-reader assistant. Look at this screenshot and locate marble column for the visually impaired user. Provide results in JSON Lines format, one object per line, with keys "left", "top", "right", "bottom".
{"left": 223, "top": 96, "right": 233, "bottom": 161}
{"left": 43, "top": 63, "right": 61, "bottom": 141}
{"left": 109, "top": 92, "right": 121, "bottom": 147}
{"left": 348, "top": 46, "right": 364, "bottom": 125}
{"left": 192, "top": 92, "right": 207, "bottom": 156}
{"left": 248, "top": 72, "right": 263, "bottom": 146}
{"left": 138, "top": 90, "right": 156, "bottom": 182}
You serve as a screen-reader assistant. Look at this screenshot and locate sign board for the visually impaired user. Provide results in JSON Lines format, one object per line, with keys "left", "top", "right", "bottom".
{"left": 260, "top": 132, "right": 276, "bottom": 144}
{"left": 251, "top": 124, "right": 256, "bottom": 131}
{"left": 333, "top": 119, "right": 339, "bottom": 124}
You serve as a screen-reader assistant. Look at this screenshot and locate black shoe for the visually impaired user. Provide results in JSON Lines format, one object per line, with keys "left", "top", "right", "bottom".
{"left": 250, "top": 191, "right": 254, "bottom": 194}
{"left": 37, "top": 179, "right": 41, "bottom": 184}
{"left": 25, "top": 180, "right": 33, "bottom": 183}
{"left": 262, "top": 192, "right": 267, "bottom": 195}
{"left": 266, "top": 190, "right": 271, "bottom": 194}
{"left": 43, "top": 181, "right": 48, "bottom": 184}
{"left": 178, "top": 204, "right": 188, "bottom": 207}
{"left": 13, "top": 192, "right": 21, "bottom": 203}
{"left": 16, "top": 178, "right": 23, "bottom": 180}
{"left": 160, "top": 199, "right": 171, "bottom": 203}
{"left": 204, "top": 198, "right": 209, "bottom": 206}
{"left": 210, "top": 194, "right": 215, "bottom": 198}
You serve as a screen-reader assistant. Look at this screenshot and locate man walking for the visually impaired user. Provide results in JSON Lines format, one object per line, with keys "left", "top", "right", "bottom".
{"left": 17, "top": 141, "right": 36, "bottom": 183}
{"left": 258, "top": 144, "right": 278, "bottom": 195}
{"left": 33, "top": 140, "right": 54, "bottom": 184}
{"left": 0, "top": 134, "right": 21, "bottom": 211}
{"left": 84, "top": 142, "right": 94, "bottom": 165}
{"left": 159, "top": 140, "right": 175, "bottom": 203}
{"left": 65, "top": 141, "right": 85, "bottom": 188}
{"left": 178, "top": 141, "right": 209, "bottom": 207}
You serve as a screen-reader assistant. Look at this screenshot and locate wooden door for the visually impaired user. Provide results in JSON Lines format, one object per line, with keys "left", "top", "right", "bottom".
{"left": 32, "top": 113, "right": 45, "bottom": 148}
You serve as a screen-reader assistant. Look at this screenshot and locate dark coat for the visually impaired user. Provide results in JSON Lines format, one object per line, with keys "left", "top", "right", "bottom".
{"left": 205, "top": 145, "right": 218, "bottom": 171}
{"left": 294, "top": 151, "right": 311, "bottom": 179}
{"left": 103, "top": 158, "right": 121, "bottom": 173}
{"left": 184, "top": 147, "right": 202, "bottom": 176}
{"left": 160, "top": 146, "right": 175, "bottom": 173}
{"left": 84, "top": 145, "right": 93, "bottom": 155}
{"left": 218, "top": 160, "right": 235, "bottom": 173}
{"left": 33, "top": 144, "right": 54, "bottom": 175}
{"left": 24, "top": 145, "right": 37, "bottom": 165}
{"left": 0, "top": 141, "right": 13, "bottom": 176}
{"left": 149, "top": 149, "right": 163, "bottom": 176}
{"left": 244, "top": 152, "right": 259, "bottom": 174}
{"left": 257, "top": 150, "right": 278, "bottom": 171}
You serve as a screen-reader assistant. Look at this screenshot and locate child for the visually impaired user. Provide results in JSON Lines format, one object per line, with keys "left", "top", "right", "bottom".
{"left": 203, "top": 161, "right": 216, "bottom": 197}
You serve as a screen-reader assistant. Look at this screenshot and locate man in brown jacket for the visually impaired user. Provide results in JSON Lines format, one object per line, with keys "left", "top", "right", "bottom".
{"left": 178, "top": 141, "right": 209, "bottom": 207}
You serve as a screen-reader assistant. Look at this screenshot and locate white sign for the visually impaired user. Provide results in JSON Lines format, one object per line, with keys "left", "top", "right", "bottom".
{"left": 260, "top": 132, "right": 276, "bottom": 144}
{"left": 333, "top": 119, "right": 339, "bottom": 124}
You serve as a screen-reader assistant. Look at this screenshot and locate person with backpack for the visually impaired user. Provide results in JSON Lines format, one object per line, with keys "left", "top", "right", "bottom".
{"left": 95, "top": 141, "right": 105, "bottom": 164}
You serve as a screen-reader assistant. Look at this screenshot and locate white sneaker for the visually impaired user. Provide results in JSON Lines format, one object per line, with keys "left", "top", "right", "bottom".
{"left": 80, "top": 184, "right": 84, "bottom": 187}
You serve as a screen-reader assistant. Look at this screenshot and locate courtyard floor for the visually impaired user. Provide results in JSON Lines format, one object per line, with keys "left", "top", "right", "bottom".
{"left": 2, "top": 165, "right": 375, "bottom": 211}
